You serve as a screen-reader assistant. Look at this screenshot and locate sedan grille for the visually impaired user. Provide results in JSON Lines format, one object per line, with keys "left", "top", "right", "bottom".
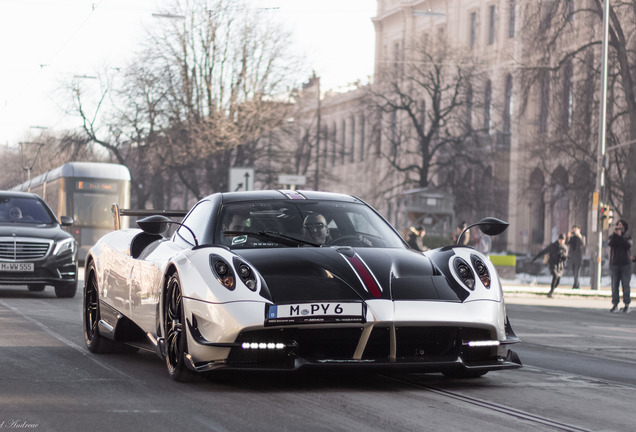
{"left": 0, "top": 240, "right": 51, "bottom": 260}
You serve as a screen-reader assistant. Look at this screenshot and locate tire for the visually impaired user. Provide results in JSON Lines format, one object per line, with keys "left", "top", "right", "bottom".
{"left": 164, "top": 273, "right": 195, "bottom": 382}
{"left": 83, "top": 262, "right": 118, "bottom": 353}
{"left": 55, "top": 280, "right": 77, "bottom": 298}
{"left": 27, "top": 284, "right": 46, "bottom": 292}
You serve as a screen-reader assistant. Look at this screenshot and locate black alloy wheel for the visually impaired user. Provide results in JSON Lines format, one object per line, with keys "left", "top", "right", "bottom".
{"left": 164, "top": 273, "right": 194, "bottom": 382}
{"left": 83, "top": 262, "right": 112, "bottom": 353}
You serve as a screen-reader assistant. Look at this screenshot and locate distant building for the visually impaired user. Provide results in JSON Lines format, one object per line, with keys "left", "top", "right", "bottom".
{"left": 282, "top": 0, "right": 606, "bottom": 255}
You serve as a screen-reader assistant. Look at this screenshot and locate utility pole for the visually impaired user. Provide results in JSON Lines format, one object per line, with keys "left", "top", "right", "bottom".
{"left": 18, "top": 141, "right": 45, "bottom": 183}
{"left": 314, "top": 75, "right": 321, "bottom": 191}
{"left": 592, "top": 0, "right": 610, "bottom": 290}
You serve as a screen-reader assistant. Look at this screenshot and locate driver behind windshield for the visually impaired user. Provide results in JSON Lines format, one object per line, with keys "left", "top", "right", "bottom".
{"left": 9, "top": 206, "right": 23, "bottom": 221}
{"left": 303, "top": 213, "right": 331, "bottom": 245}
{"left": 222, "top": 209, "right": 251, "bottom": 245}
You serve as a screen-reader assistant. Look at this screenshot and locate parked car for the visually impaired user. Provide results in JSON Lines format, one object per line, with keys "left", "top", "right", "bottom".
{"left": 83, "top": 190, "right": 521, "bottom": 381}
{"left": 0, "top": 191, "right": 78, "bottom": 297}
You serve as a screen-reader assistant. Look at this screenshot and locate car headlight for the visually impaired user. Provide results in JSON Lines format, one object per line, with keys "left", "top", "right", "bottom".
{"left": 53, "top": 238, "right": 76, "bottom": 256}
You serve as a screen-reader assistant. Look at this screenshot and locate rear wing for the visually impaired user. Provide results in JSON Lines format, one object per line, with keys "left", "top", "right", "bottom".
{"left": 111, "top": 203, "right": 188, "bottom": 230}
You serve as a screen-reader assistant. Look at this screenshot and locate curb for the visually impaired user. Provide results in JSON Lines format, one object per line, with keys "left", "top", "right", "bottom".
{"left": 502, "top": 283, "right": 611, "bottom": 298}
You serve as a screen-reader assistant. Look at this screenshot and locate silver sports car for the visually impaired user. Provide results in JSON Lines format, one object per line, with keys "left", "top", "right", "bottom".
{"left": 83, "top": 190, "right": 521, "bottom": 381}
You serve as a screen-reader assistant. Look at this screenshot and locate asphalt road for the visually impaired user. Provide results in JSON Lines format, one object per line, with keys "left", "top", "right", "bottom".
{"left": 0, "top": 281, "right": 635, "bottom": 432}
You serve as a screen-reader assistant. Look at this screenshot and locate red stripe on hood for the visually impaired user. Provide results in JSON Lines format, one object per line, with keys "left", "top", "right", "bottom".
{"left": 347, "top": 255, "right": 382, "bottom": 298}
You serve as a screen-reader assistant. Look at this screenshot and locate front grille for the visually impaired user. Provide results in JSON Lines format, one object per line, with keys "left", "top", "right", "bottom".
{"left": 0, "top": 240, "right": 51, "bottom": 260}
{"left": 228, "top": 328, "right": 363, "bottom": 367}
{"left": 227, "top": 326, "right": 498, "bottom": 367}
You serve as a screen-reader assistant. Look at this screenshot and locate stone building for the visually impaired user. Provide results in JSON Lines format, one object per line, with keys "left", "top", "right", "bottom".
{"left": 286, "top": 0, "right": 607, "bottom": 256}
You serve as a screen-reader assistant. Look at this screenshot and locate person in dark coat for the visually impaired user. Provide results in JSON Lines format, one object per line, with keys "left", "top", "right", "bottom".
{"left": 406, "top": 226, "right": 426, "bottom": 251}
{"left": 608, "top": 219, "right": 632, "bottom": 313}
{"left": 533, "top": 233, "right": 568, "bottom": 298}
{"left": 567, "top": 225, "right": 586, "bottom": 289}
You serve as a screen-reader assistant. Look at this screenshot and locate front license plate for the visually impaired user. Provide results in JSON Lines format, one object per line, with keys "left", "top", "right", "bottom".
{"left": 266, "top": 302, "right": 365, "bottom": 325}
{"left": 0, "top": 262, "right": 34, "bottom": 272}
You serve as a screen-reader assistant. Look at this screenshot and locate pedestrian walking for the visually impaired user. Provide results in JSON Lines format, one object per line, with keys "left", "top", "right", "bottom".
{"left": 567, "top": 225, "right": 586, "bottom": 289}
{"left": 608, "top": 219, "right": 632, "bottom": 313}
{"left": 406, "top": 226, "right": 426, "bottom": 251}
{"left": 533, "top": 233, "right": 568, "bottom": 298}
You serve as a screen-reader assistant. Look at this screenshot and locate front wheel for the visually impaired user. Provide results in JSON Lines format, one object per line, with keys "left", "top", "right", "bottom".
{"left": 83, "top": 263, "right": 118, "bottom": 353}
{"left": 164, "top": 273, "right": 195, "bottom": 382}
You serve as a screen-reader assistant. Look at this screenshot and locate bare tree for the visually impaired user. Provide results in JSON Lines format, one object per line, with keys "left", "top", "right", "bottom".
{"left": 518, "top": 0, "right": 636, "bottom": 222}
{"left": 145, "top": 0, "right": 302, "bottom": 198}
{"left": 366, "top": 35, "right": 496, "bottom": 220}
{"left": 67, "top": 0, "right": 303, "bottom": 207}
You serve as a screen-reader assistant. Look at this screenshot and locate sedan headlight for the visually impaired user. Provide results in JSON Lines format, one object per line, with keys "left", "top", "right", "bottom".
{"left": 53, "top": 238, "right": 76, "bottom": 256}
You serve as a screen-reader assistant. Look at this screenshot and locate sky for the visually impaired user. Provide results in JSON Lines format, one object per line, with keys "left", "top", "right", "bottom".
{"left": 0, "top": 0, "right": 377, "bottom": 147}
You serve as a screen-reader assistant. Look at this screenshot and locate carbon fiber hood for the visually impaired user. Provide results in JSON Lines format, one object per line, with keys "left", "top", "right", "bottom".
{"left": 235, "top": 247, "right": 463, "bottom": 303}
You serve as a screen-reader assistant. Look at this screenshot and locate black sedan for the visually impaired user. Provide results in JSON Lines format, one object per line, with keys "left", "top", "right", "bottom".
{"left": 0, "top": 191, "right": 78, "bottom": 297}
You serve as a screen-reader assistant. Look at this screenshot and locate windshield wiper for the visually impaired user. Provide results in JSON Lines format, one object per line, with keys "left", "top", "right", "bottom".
{"left": 222, "top": 230, "right": 320, "bottom": 247}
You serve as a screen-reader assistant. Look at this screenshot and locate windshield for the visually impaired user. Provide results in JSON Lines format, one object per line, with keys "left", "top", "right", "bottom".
{"left": 214, "top": 200, "right": 407, "bottom": 250}
{"left": 0, "top": 197, "right": 55, "bottom": 224}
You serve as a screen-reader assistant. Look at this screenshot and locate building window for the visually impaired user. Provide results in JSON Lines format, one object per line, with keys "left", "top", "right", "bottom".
{"left": 484, "top": 80, "right": 492, "bottom": 132}
{"left": 470, "top": 12, "right": 477, "bottom": 50}
{"left": 341, "top": 120, "right": 347, "bottom": 165}
{"left": 566, "top": 0, "right": 574, "bottom": 22}
{"left": 393, "top": 41, "right": 401, "bottom": 74}
{"left": 350, "top": 116, "right": 356, "bottom": 163}
{"left": 584, "top": 52, "right": 594, "bottom": 129}
{"left": 503, "top": 74, "right": 513, "bottom": 133}
{"left": 390, "top": 111, "right": 398, "bottom": 158}
{"left": 465, "top": 85, "right": 473, "bottom": 130}
{"left": 359, "top": 114, "right": 365, "bottom": 162}
{"left": 539, "top": 73, "right": 550, "bottom": 134}
{"left": 488, "top": 5, "right": 495, "bottom": 45}
{"left": 322, "top": 125, "right": 328, "bottom": 171}
{"left": 508, "top": 0, "right": 515, "bottom": 38}
{"left": 331, "top": 123, "right": 337, "bottom": 167}
{"left": 562, "top": 60, "right": 573, "bottom": 128}
{"left": 542, "top": 0, "right": 554, "bottom": 30}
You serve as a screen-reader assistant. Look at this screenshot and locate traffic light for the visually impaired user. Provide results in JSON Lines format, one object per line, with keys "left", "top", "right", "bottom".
{"left": 600, "top": 204, "right": 612, "bottom": 230}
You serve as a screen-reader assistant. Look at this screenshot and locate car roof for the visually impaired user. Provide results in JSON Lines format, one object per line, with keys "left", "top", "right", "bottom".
{"left": 0, "top": 190, "right": 40, "bottom": 200}
{"left": 209, "top": 190, "right": 365, "bottom": 205}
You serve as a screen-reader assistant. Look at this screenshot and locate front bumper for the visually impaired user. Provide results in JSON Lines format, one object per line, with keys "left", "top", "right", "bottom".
{"left": 180, "top": 298, "right": 522, "bottom": 373}
{"left": 0, "top": 253, "right": 77, "bottom": 286}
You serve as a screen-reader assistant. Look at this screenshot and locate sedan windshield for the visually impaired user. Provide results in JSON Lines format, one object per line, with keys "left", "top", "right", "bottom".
{"left": 215, "top": 200, "right": 407, "bottom": 250}
{"left": 0, "top": 197, "right": 55, "bottom": 224}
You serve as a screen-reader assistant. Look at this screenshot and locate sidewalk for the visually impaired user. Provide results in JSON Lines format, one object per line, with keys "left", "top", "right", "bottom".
{"left": 502, "top": 274, "right": 618, "bottom": 310}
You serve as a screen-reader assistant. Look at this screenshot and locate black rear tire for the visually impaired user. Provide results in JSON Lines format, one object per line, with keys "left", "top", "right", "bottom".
{"left": 164, "top": 273, "right": 195, "bottom": 382}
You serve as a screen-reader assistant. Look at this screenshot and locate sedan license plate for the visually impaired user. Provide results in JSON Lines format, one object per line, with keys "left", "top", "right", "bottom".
{"left": 266, "top": 302, "right": 365, "bottom": 325}
{"left": 0, "top": 262, "right": 34, "bottom": 272}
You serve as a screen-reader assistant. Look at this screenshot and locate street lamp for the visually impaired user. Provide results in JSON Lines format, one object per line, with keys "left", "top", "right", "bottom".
{"left": 592, "top": 0, "right": 610, "bottom": 290}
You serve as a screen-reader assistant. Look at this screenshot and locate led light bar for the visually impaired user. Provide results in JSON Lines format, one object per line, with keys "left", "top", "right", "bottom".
{"left": 466, "top": 340, "right": 500, "bottom": 347}
{"left": 241, "top": 342, "right": 286, "bottom": 350}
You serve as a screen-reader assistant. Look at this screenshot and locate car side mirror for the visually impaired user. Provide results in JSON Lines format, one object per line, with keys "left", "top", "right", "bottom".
{"left": 137, "top": 215, "right": 172, "bottom": 235}
{"left": 60, "top": 216, "right": 74, "bottom": 226}
{"left": 137, "top": 215, "right": 199, "bottom": 246}
{"left": 457, "top": 217, "right": 509, "bottom": 245}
